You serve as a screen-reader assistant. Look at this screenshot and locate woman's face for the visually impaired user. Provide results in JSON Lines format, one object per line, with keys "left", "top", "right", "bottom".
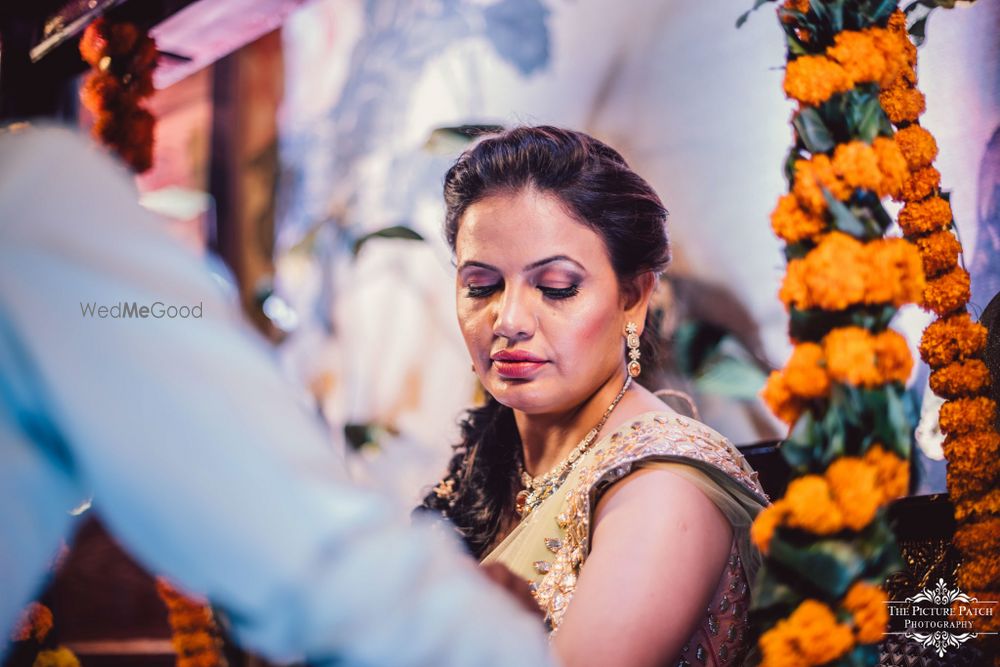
{"left": 454, "top": 187, "right": 636, "bottom": 415}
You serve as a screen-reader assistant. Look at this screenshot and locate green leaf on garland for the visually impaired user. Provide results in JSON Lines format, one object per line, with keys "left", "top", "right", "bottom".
{"left": 823, "top": 188, "right": 869, "bottom": 238}
{"left": 820, "top": 402, "right": 847, "bottom": 465}
{"left": 750, "top": 562, "right": 803, "bottom": 612}
{"left": 850, "top": 94, "right": 888, "bottom": 143}
{"left": 783, "top": 411, "right": 823, "bottom": 470}
{"left": 793, "top": 108, "right": 835, "bottom": 154}
{"left": 866, "top": 0, "right": 899, "bottom": 24}
{"left": 769, "top": 533, "right": 866, "bottom": 598}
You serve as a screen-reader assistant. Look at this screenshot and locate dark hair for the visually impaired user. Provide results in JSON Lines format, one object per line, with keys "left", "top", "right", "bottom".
{"left": 418, "top": 126, "right": 670, "bottom": 557}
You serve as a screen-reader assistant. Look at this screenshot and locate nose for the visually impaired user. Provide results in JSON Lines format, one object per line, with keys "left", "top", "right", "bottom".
{"left": 492, "top": 284, "right": 535, "bottom": 341}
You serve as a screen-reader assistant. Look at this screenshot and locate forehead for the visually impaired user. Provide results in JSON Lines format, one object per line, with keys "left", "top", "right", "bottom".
{"left": 455, "top": 188, "right": 609, "bottom": 267}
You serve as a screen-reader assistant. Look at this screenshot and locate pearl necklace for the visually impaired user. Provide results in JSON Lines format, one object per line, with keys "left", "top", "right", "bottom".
{"left": 515, "top": 376, "right": 633, "bottom": 517}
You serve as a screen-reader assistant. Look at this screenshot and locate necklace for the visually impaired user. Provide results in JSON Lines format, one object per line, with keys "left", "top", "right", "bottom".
{"left": 515, "top": 375, "right": 632, "bottom": 517}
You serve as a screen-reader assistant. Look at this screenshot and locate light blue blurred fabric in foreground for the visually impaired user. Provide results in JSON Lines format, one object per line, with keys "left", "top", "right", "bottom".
{"left": 0, "top": 125, "right": 553, "bottom": 667}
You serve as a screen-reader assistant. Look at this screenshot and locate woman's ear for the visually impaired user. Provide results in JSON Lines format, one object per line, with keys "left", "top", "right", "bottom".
{"left": 622, "top": 272, "right": 658, "bottom": 334}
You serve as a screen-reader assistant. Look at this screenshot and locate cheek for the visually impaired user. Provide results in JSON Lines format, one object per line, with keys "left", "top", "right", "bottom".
{"left": 457, "top": 302, "right": 492, "bottom": 354}
{"left": 548, "top": 298, "right": 621, "bottom": 366}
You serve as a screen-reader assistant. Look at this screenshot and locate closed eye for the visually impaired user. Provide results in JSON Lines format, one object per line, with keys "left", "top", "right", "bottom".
{"left": 466, "top": 284, "right": 500, "bottom": 298}
{"left": 539, "top": 285, "right": 579, "bottom": 299}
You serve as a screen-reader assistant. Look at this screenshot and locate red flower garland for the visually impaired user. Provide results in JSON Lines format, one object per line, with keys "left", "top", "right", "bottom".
{"left": 79, "top": 18, "right": 158, "bottom": 173}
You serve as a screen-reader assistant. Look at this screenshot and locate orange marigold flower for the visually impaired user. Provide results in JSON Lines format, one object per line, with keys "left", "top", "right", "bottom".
{"left": 786, "top": 599, "right": 856, "bottom": 664}
{"left": 843, "top": 582, "right": 890, "bottom": 643}
{"left": 770, "top": 193, "right": 826, "bottom": 244}
{"left": 954, "top": 487, "right": 1000, "bottom": 522}
{"left": 874, "top": 329, "right": 914, "bottom": 384}
{"left": 780, "top": 233, "right": 868, "bottom": 311}
{"left": 784, "top": 475, "right": 845, "bottom": 534}
{"left": 895, "top": 125, "right": 939, "bottom": 171}
{"left": 784, "top": 55, "right": 855, "bottom": 106}
{"left": 824, "top": 327, "right": 880, "bottom": 387}
{"left": 954, "top": 517, "right": 1000, "bottom": 560}
{"left": 919, "top": 312, "right": 988, "bottom": 367}
{"left": 32, "top": 647, "right": 80, "bottom": 667}
{"left": 10, "top": 602, "right": 53, "bottom": 643}
{"left": 779, "top": 260, "right": 811, "bottom": 311}
{"left": 939, "top": 396, "right": 998, "bottom": 436}
{"left": 958, "top": 554, "right": 1000, "bottom": 591}
{"left": 79, "top": 71, "right": 129, "bottom": 115}
{"left": 761, "top": 370, "right": 805, "bottom": 427}
{"left": 751, "top": 501, "right": 788, "bottom": 555}
{"left": 828, "top": 30, "right": 887, "bottom": 85}
{"left": 866, "top": 238, "right": 925, "bottom": 307}
{"left": 922, "top": 265, "right": 970, "bottom": 316}
{"left": 758, "top": 623, "right": 803, "bottom": 667}
{"left": 869, "top": 27, "right": 913, "bottom": 87}
{"left": 929, "top": 359, "right": 991, "bottom": 399}
{"left": 880, "top": 81, "right": 926, "bottom": 125}
{"left": 887, "top": 10, "right": 908, "bottom": 37}
{"left": 873, "top": 136, "right": 909, "bottom": 198}
{"left": 947, "top": 452, "right": 1000, "bottom": 501}
{"left": 898, "top": 196, "right": 953, "bottom": 236}
{"left": 826, "top": 457, "right": 880, "bottom": 530}
{"left": 953, "top": 590, "right": 1000, "bottom": 634}
{"left": 793, "top": 154, "right": 851, "bottom": 214}
{"left": 897, "top": 165, "right": 941, "bottom": 203}
{"left": 171, "top": 629, "right": 216, "bottom": 656}
{"left": 864, "top": 445, "right": 910, "bottom": 502}
{"left": 79, "top": 19, "right": 111, "bottom": 66}
{"left": 783, "top": 0, "right": 810, "bottom": 12}
{"left": 832, "top": 140, "right": 882, "bottom": 192}
{"left": 914, "top": 229, "right": 960, "bottom": 278}
{"left": 785, "top": 342, "right": 830, "bottom": 399}
{"left": 942, "top": 431, "right": 1000, "bottom": 473}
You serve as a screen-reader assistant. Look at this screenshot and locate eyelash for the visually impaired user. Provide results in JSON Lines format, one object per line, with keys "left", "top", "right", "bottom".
{"left": 464, "top": 284, "right": 580, "bottom": 300}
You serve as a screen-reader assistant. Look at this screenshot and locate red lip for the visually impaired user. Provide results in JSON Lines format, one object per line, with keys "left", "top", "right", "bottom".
{"left": 490, "top": 350, "right": 547, "bottom": 379}
{"left": 491, "top": 350, "right": 545, "bottom": 363}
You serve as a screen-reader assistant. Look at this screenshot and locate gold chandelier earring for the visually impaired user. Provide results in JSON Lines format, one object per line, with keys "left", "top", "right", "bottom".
{"left": 625, "top": 322, "right": 641, "bottom": 378}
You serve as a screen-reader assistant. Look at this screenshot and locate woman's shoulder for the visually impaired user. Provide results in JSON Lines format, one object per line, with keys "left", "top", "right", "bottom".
{"left": 576, "top": 410, "right": 766, "bottom": 503}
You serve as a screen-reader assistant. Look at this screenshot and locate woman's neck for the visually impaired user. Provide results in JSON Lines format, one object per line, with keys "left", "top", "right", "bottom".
{"left": 516, "top": 368, "right": 631, "bottom": 478}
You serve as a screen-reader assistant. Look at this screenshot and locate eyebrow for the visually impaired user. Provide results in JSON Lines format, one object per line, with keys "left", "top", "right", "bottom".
{"left": 457, "top": 255, "right": 585, "bottom": 273}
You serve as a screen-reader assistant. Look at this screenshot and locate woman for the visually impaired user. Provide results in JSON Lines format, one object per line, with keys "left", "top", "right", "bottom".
{"left": 420, "top": 126, "right": 768, "bottom": 667}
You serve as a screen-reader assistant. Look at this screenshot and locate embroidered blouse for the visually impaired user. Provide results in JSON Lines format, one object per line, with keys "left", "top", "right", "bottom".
{"left": 482, "top": 410, "right": 769, "bottom": 666}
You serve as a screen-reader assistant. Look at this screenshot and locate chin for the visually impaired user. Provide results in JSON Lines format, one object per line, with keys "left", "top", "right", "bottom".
{"left": 487, "top": 378, "right": 560, "bottom": 414}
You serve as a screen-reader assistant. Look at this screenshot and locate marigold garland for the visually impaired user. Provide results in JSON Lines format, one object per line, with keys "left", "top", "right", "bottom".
{"left": 156, "top": 579, "right": 228, "bottom": 667}
{"left": 751, "top": 2, "right": 1000, "bottom": 663}
{"left": 10, "top": 602, "right": 53, "bottom": 643}
{"left": 79, "top": 18, "right": 159, "bottom": 173}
